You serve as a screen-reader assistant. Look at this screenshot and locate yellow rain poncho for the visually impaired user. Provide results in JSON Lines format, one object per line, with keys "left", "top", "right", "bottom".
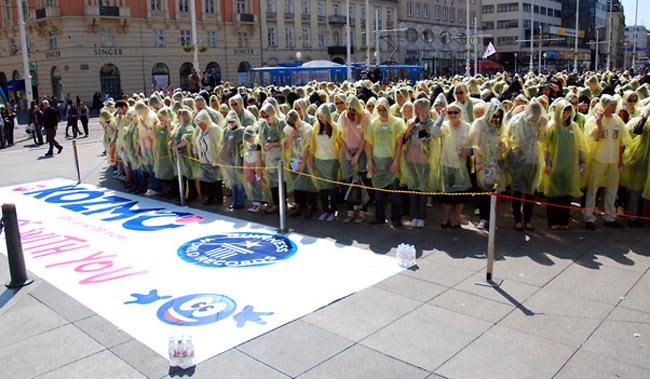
{"left": 242, "top": 125, "right": 269, "bottom": 202}
{"left": 256, "top": 103, "right": 286, "bottom": 189}
{"left": 338, "top": 96, "right": 370, "bottom": 179}
{"left": 505, "top": 99, "right": 546, "bottom": 194}
{"left": 192, "top": 109, "right": 222, "bottom": 182}
{"left": 621, "top": 114, "right": 650, "bottom": 198}
{"left": 310, "top": 104, "right": 341, "bottom": 190}
{"left": 365, "top": 97, "right": 406, "bottom": 188}
{"left": 543, "top": 99, "right": 589, "bottom": 198}
{"left": 152, "top": 107, "right": 176, "bottom": 180}
{"left": 170, "top": 109, "right": 196, "bottom": 178}
{"left": 434, "top": 102, "right": 473, "bottom": 193}
{"left": 472, "top": 98, "right": 507, "bottom": 192}
{"left": 134, "top": 101, "right": 157, "bottom": 168}
{"left": 219, "top": 110, "right": 245, "bottom": 188}
{"left": 400, "top": 98, "right": 441, "bottom": 192}
{"left": 283, "top": 110, "right": 315, "bottom": 192}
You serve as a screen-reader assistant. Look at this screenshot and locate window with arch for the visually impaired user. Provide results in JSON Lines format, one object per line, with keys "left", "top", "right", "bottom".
{"left": 236, "top": 0, "right": 246, "bottom": 13}
{"left": 205, "top": 0, "right": 216, "bottom": 14}
{"left": 179, "top": 0, "right": 189, "bottom": 12}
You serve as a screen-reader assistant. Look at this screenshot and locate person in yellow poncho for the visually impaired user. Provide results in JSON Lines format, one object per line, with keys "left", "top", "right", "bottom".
{"left": 429, "top": 102, "right": 473, "bottom": 229}
{"left": 153, "top": 107, "right": 177, "bottom": 198}
{"left": 310, "top": 104, "right": 341, "bottom": 222}
{"left": 505, "top": 99, "right": 546, "bottom": 231}
{"left": 543, "top": 99, "right": 589, "bottom": 230}
{"left": 169, "top": 109, "right": 198, "bottom": 202}
{"left": 220, "top": 110, "right": 246, "bottom": 210}
{"left": 620, "top": 106, "right": 650, "bottom": 227}
{"left": 365, "top": 97, "right": 406, "bottom": 227}
{"left": 471, "top": 98, "right": 507, "bottom": 230}
{"left": 401, "top": 98, "right": 441, "bottom": 229}
{"left": 134, "top": 101, "right": 160, "bottom": 196}
{"left": 338, "top": 96, "right": 372, "bottom": 224}
{"left": 256, "top": 102, "right": 286, "bottom": 213}
{"left": 583, "top": 94, "right": 633, "bottom": 230}
{"left": 193, "top": 109, "right": 223, "bottom": 206}
{"left": 284, "top": 109, "right": 317, "bottom": 218}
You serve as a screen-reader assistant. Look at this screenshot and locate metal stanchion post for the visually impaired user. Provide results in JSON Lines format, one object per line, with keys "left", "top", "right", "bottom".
{"left": 2, "top": 204, "right": 34, "bottom": 288}
{"left": 72, "top": 139, "right": 81, "bottom": 184}
{"left": 476, "top": 191, "right": 503, "bottom": 287}
{"left": 277, "top": 160, "right": 287, "bottom": 233}
{"left": 174, "top": 149, "right": 185, "bottom": 206}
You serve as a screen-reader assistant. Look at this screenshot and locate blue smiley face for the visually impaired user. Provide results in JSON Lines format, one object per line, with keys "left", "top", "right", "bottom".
{"left": 156, "top": 294, "right": 237, "bottom": 326}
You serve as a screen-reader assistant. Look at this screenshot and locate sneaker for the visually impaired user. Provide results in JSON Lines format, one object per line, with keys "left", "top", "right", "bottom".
{"left": 603, "top": 220, "right": 624, "bottom": 229}
{"left": 318, "top": 212, "right": 329, "bottom": 221}
{"left": 326, "top": 213, "right": 335, "bottom": 222}
{"left": 57, "top": 146, "right": 63, "bottom": 154}
{"left": 248, "top": 203, "right": 261, "bottom": 213}
{"left": 416, "top": 219, "right": 424, "bottom": 228}
{"left": 477, "top": 219, "right": 488, "bottom": 230}
{"left": 354, "top": 211, "right": 366, "bottom": 224}
{"left": 343, "top": 211, "right": 356, "bottom": 223}
{"left": 410, "top": 218, "right": 418, "bottom": 227}
{"left": 585, "top": 221, "right": 596, "bottom": 230}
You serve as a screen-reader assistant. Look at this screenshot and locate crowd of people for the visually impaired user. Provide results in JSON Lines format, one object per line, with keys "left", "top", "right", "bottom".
{"left": 97, "top": 68, "right": 650, "bottom": 231}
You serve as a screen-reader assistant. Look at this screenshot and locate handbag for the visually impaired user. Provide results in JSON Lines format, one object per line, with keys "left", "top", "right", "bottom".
{"left": 344, "top": 173, "right": 369, "bottom": 206}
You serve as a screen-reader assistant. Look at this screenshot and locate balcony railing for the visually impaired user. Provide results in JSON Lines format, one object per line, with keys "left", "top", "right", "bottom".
{"left": 301, "top": 14, "right": 310, "bottom": 22}
{"left": 267, "top": 11, "right": 276, "bottom": 20}
{"left": 99, "top": 6, "right": 120, "bottom": 16}
{"left": 317, "top": 15, "right": 326, "bottom": 23}
{"left": 284, "top": 12, "right": 294, "bottom": 21}
{"left": 328, "top": 15, "right": 347, "bottom": 25}
{"left": 35, "top": 8, "right": 46, "bottom": 19}
{"left": 239, "top": 13, "right": 255, "bottom": 22}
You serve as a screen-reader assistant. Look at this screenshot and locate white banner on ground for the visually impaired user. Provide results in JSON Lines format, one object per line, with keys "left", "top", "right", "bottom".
{"left": 0, "top": 179, "right": 402, "bottom": 364}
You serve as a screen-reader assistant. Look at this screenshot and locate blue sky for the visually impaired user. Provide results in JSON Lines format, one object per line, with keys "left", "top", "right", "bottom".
{"left": 622, "top": 0, "right": 649, "bottom": 27}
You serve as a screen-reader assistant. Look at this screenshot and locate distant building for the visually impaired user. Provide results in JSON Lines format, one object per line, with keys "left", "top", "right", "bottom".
{"left": 0, "top": 0, "right": 262, "bottom": 105}
{"left": 397, "top": 0, "right": 481, "bottom": 77}
{"left": 625, "top": 25, "right": 650, "bottom": 68}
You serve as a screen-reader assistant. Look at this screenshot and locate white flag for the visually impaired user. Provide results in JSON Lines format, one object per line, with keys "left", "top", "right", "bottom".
{"left": 482, "top": 42, "right": 496, "bottom": 59}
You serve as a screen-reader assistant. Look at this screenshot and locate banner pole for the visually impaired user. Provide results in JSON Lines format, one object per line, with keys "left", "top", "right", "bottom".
{"left": 476, "top": 191, "right": 503, "bottom": 287}
{"left": 2, "top": 204, "right": 34, "bottom": 288}
{"left": 175, "top": 149, "right": 185, "bottom": 206}
{"left": 72, "top": 139, "right": 81, "bottom": 184}
{"left": 277, "top": 160, "right": 287, "bottom": 233}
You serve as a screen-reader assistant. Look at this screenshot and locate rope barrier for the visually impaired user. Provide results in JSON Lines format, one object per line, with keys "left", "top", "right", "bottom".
{"left": 96, "top": 148, "right": 650, "bottom": 218}
{"left": 497, "top": 192, "right": 650, "bottom": 222}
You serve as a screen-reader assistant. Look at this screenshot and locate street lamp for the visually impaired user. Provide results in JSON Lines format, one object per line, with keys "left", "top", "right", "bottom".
{"left": 296, "top": 51, "right": 302, "bottom": 63}
{"left": 514, "top": 52, "right": 518, "bottom": 73}
{"left": 543, "top": 52, "right": 547, "bottom": 72}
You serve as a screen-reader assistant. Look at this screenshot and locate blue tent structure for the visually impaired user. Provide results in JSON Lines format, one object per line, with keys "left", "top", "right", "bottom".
{"left": 5, "top": 79, "right": 25, "bottom": 92}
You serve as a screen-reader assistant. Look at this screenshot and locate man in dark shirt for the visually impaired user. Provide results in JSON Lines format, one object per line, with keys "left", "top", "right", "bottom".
{"left": 42, "top": 99, "right": 63, "bottom": 156}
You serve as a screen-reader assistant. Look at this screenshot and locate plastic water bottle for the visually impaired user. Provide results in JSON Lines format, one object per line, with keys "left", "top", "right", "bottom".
{"left": 167, "top": 337, "right": 175, "bottom": 364}
{"left": 396, "top": 243, "right": 416, "bottom": 268}
{"left": 185, "top": 336, "right": 196, "bottom": 368}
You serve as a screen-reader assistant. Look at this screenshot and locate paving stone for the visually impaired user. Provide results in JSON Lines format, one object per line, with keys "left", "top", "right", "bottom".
{"left": 583, "top": 308, "right": 650, "bottom": 369}
{"left": 578, "top": 240, "right": 650, "bottom": 273}
{"left": 41, "top": 291, "right": 96, "bottom": 323}
{"left": 401, "top": 256, "right": 477, "bottom": 287}
{"left": 164, "top": 349, "right": 290, "bottom": 379}
{"left": 0, "top": 323, "right": 104, "bottom": 378}
{"left": 429, "top": 289, "right": 514, "bottom": 323}
{"left": 618, "top": 270, "right": 650, "bottom": 314}
{"left": 544, "top": 263, "right": 643, "bottom": 305}
{"left": 297, "top": 344, "right": 429, "bottom": 379}
{"left": 495, "top": 246, "right": 574, "bottom": 287}
{"left": 421, "top": 247, "right": 488, "bottom": 271}
{"left": 374, "top": 274, "right": 448, "bottom": 302}
{"left": 238, "top": 320, "right": 353, "bottom": 377}
{"left": 111, "top": 339, "right": 171, "bottom": 379}
{"left": 0, "top": 294, "right": 68, "bottom": 346}
{"left": 75, "top": 314, "right": 134, "bottom": 349}
{"left": 302, "top": 287, "right": 421, "bottom": 342}
{"left": 555, "top": 348, "right": 650, "bottom": 379}
{"left": 361, "top": 303, "right": 492, "bottom": 371}
{"left": 499, "top": 288, "right": 614, "bottom": 347}
{"left": 436, "top": 325, "right": 575, "bottom": 379}
{"left": 34, "top": 350, "right": 146, "bottom": 379}
{"left": 452, "top": 274, "right": 540, "bottom": 308}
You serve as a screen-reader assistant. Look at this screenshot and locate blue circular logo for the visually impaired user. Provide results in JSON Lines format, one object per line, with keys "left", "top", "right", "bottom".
{"left": 157, "top": 294, "right": 237, "bottom": 326}
{"left": 177, "top": 232, "right": 297, "bottom": 268}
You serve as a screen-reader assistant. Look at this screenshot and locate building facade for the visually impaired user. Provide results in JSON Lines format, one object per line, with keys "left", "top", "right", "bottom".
{"left": 625, "top": 25, "right": 649, "bottom": 68}
{"left": 258, "top": 0, "right": 398, "bottom": 67}
{"left": 482, "top": 0, "right": 593, "bottom": 73}
{"left": 397, "top": 0, "right": 481, "bottom": 77}
{"left": 0, "top": 0, "right": 262, "bottom": 106}
{"left": 607, "top": 0, "right": 625, "bottom": 70}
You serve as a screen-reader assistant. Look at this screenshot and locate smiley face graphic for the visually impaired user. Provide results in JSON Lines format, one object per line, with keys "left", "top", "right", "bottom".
{"left": 156, "top": 294, "right": 237, "bottom": 326}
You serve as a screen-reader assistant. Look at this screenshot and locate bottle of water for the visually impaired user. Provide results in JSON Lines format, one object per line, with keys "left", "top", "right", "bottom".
{"left": 167, "top": 337, "right": 175, "bottom": 365}
{"left": 396, "top": 243, "right": 409, "bottom": 268}
{"left": 407, "top": 244, "right": 416, "bottom": 268}
{"left": 185, "top": 336, "right": 196, "bottom": 368}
